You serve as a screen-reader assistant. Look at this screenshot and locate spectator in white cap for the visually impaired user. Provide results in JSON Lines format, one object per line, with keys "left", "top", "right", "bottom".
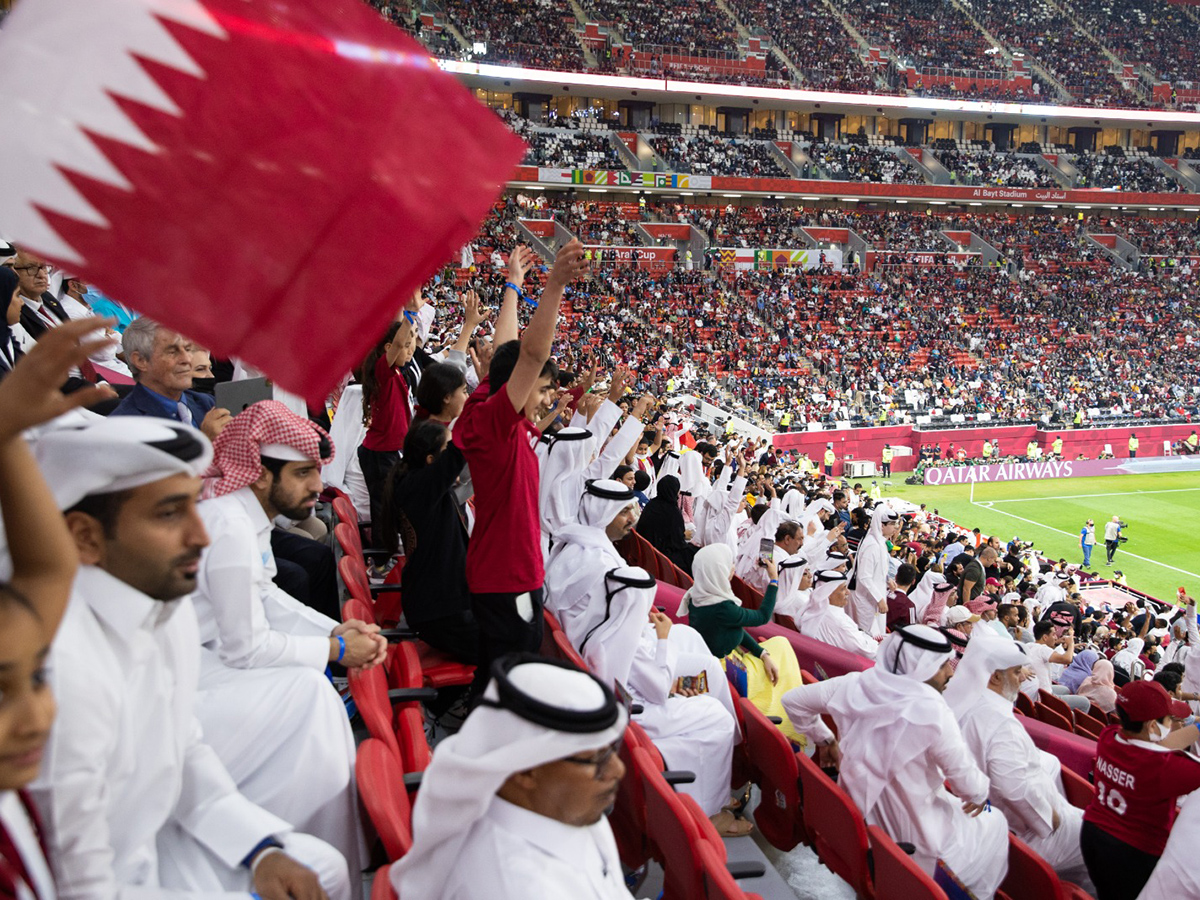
{"left": 392, "top": 655, "right": 635, "bottom": 900}
{"left": 29, "top": 416, "right": 350, "bottom": 899}
{"left": 945, "top": 627, "right": 1093, "bottom": 890}
{"left": 782, "top": 625, "right": 1009, "bottom": 898}
{"left": 191, "top": 399, "right": 386, "bottom": 881}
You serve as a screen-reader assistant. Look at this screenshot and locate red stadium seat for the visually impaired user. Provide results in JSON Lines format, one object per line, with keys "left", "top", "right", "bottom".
{"left": 736, "top": 697, "right": 808, "bottom": 851}
{"left": 697, "top": 841, "right": 765, "bottom": 900}
{"left": 356, "top": 738, "right": 414, "bottom": 862}
{"left": 348, "top": 664, "right": 403, "bottom": 763}
{"left": 1059, "top": 764, "right": 1095, "bottom": 810}
{"left": 1072, "top": 710, "right": 1105, "bottom": 739}
{"left": 610, "top": 721, "right": 659, "bottom": 870}
{"left": 999, "top": 833, "right": 1078, "bottom": 900}
{"left": 1035, "top": 703, "right": 1075, "bottom": 734}
{"left": 1038, "top": 690, "right": 1074, "bottom": 721}
{"left": 1014, "top": 690, "right": 1037, "bottom": 718}
{"left": 634, "top": 745, "right": 724, "bottom": 900}
{"left": 371, "top": 865, "right": 397, "bottom": 900}
{"left": 867, "top": 825, "right": 948, "bottom": 900}
{"left": 797, "top": 751, "right": 874, "bottom": 899}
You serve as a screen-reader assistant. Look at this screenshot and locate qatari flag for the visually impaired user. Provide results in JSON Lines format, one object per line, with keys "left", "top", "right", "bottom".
{"left": 0, "top": 0, "right": 525, "bottom": 401}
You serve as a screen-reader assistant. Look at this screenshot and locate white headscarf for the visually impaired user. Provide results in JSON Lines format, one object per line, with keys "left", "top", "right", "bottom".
{"left": 545, "top": 480, "right": 635, "bottom": 628}
{"left": 799, "top": 569, "right": 848, "bottom": 632}
{"left": 909, "top": 570, "right": 946, "bottom": 622}
{"left": 577, "top": 567, "right": 658, "bottom": 690}
{"left": 943, "top": 625, "right": 1029, "bottom": 720}
{"left": 824, "top": 625, "right": 954, "bottom": 815}
{"left": 648, "top": 451, "right": 681, "bottom": 499}
{"left": 393, "top": 659, "right": 628, "bottom": 899}
{"left": 677, "top": 543, "right": 734, "bottom": 616}
{"left": 677, "top": 450, "right": 710, "bottom": 500}
{"left": 538, "top": 427, "right": 594, "bottom": 537}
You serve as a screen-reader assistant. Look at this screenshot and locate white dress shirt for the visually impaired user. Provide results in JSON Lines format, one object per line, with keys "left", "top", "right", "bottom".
{"left": 30, "top": 567, "right": 290, "bottom": 899}
{"left": 437, "top": 798, "right": 633, "bottom": 900}
{"left": 193, "top": 488, "right": 336, "bottom": 671}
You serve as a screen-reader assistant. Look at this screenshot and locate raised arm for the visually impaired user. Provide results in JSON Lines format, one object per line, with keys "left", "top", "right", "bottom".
{"left": 450, "top": 289, "right": 487, "bottom": 355}
{"left": 505, "top": 239, "right": 588, "bottom": 415}
{"left": 494, "top": 244, "right": 535, "bottom": 346}
{"left": 0, "top": 317, "right": 116, "bottom": 635}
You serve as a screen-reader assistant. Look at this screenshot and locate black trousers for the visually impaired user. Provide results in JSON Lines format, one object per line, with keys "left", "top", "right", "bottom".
{"left": 270, "top": 529, "right": 340, "bottom": 622}
{"left": 1106, "top": 539, "right": 1120, "bottom": 563}
{"left": 881, "top": 462, "right": 891, "bottom": 477}
{"left": 357, "top": 446, "right": 399, "bottom": 541}
{"left": 469, "top": 588, "right": 544, "bottom": 700}
{"left": 414, "top": 610, "right": 480, "bottom": 666}
{"left": 1080, "top": 820, "right": 1160, "bottom": 900}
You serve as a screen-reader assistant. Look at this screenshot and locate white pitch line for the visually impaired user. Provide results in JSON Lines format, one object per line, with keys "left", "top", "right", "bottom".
{"left": 989, "top": 487, "right": 1200, "bottom": 503}
{"left": 971, "top": 500, "right": 1200, "bottom": 581}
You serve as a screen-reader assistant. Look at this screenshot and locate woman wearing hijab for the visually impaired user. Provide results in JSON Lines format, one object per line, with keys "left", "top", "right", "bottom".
{"left": 636, "top": 474, "right": 696, "bottom": 574}
{"left": 1078, "top": 659, "right": 1119, "bottom": 713}
{"left": 1058, "top": 648, "right": 1100, "bottom": 695}
{"left": 679, "top": 544, "right": 805, "bottom": 744}
{"left": 675, "top": 450, "right": 709, "bottom": 532}
{"left": 0, "top": 268, "right": 24, "bottom": 381}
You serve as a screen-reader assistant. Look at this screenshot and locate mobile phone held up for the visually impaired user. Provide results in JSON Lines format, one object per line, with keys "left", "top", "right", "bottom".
{"left": 758, "top": 537, "right": 774, "bottom": 566}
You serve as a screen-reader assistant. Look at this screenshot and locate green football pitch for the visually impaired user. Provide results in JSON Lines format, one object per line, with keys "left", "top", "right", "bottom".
{"left": 885, "top": 471, "right": 1200, "bottom": 604}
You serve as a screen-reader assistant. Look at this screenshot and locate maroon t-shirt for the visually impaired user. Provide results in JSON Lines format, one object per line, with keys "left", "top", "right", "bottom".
{"left": 1085, "top": 724, "right": 1200, "bottom": 855}
{"left": 454, "top": 380, "right": 543, "bottom": 594}
{"left": 362, "top": 354, "right": 412, "bottom": 452}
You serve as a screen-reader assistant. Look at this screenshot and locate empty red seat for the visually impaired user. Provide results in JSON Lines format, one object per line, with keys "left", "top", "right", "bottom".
{"left": 797, "top": 751, "right": 874, "bottom": 898}
{"left": 868, "top": 825, "right": 947, "bottom": 900}
{"left": 737, "top": 697, "right": 807, "bottom": 851}
{"left": 356, "top": 738, "right": 414, "bottom": 862}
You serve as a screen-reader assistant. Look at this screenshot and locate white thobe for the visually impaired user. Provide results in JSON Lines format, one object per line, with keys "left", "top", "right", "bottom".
{"left": 1158, "top": 615, "right": 1200, "bottom": 712}
{"left": 29, "top": 567, "right": 349, "bottom": 900}
{"left": 1034, "top": 583, "right": 1064, "bottom": 611}
{"left": 626, "top": 629, "right": 736, "bottom": 816}
{"left": 322, "top": 385, "right": 370, "bottom": 522}
{"left": 193, "top": 489, "right": 364, "bottom": 889}
{"left": 849, "top": 532, "right": 888, "bottom": 638}
{"left": 957, "top": 691, "right": 1090, "bottom": 889}
{"left": 783, "top": 675, "right": 1008, "bottom": 899}
{"left": 1139, "top": 789, "right": 1200, "bottom": 899}
{"left": 802, "top": 604, "right": 878, "bottom": 659}
{"left": 696, "top": 472, "right": 746, "bottom": 553}
{"left": 419, "top": 798, "right": 634, "bottom": 900}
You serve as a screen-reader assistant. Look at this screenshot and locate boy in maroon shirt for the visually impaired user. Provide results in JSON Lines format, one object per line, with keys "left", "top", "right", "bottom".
{"left": 1081, "top": 679, "right": 1200, "bottom": 899}
{"left": 455, "top": 240, "right": 588, "bottom": 697}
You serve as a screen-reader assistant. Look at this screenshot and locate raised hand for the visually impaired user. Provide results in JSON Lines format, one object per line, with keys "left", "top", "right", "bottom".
{"left": 0, "top": 316, "right": 117, "bottom": 442}
{"left": 507, "top": 244, "right": 536, "bottom": 287}
{"left": 546, "top": 238, "right": 589, "bottom": 290}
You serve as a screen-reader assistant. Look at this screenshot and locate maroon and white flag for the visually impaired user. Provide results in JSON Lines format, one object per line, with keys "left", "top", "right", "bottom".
{"left": 0, "top": 0, "right": 525, "bottom": 401}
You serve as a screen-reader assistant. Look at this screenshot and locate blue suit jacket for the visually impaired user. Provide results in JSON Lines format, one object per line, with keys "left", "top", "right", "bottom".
{"left": 109, "top": 382, "right": 215, "bottom": 426}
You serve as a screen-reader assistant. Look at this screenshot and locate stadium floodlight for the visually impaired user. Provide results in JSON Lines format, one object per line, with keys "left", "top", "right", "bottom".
{"left": 896, "top": 199, "right": 908, "bottom": 203}
{"left": 969, "top": 202, "right": 983, "bottom": 206}
{"left": 722, "top": 193, "right": 742, "bottom": 198}
{"left": 587, "top": 188, "right": 606, "bottom": 193}
{"left": 1012, "top": 203, "right": 1024, "bottom": 208}
{"left": 802, "top": 196, "right": 821, "bottom": 201}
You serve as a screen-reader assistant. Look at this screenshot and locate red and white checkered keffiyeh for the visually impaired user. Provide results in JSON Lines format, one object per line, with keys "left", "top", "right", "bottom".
{"left": 202, "top": 400, "right": 335, "bottom": 499}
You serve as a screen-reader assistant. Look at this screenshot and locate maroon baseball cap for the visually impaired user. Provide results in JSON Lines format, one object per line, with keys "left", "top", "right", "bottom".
{"left": 1117, "top": 680, "right": 1191, "bottom": 721}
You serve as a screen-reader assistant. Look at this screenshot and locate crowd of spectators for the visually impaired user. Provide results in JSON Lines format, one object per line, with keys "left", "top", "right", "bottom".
{"left": 832, "top": 0, "right": 1003, "bottom": 74}
{"left": 934, "top": 148, "right": 1064, "bottom": 187}
{"left": 649, "top": 134, "right": 792, "bottom": 177}
{"left": 1074, "top": 150, "right": 1185, "bottom": 192}
{"left": 583, "top": 0, "right": 740, "bottom": 52}
{"left": 808, "top": 144, "right": 927, "bottom": 183}
{"left": 726, "top": 0, "right": 885, "bottom": 93}
{"left": 434, "top": 0, "right": 588, "bottom": 70}
{"left": 1067, "top": 0, "right": 1200, "bottom": 86}
{"left": 510, "top": 120, "right": 624, "bottom": 169}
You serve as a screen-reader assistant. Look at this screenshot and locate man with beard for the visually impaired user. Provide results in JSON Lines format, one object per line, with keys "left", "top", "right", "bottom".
{"left": 782, "top": 625, "right": 1009, "bottom": 898}
{"left": 31, "top": 416, "right": 350, "bottom": 899}
{"left": 945, "top": 629, "right": 1092, "bottom": 890}
{"left": 192, "top": 400, "right": 387, "bottom": 885}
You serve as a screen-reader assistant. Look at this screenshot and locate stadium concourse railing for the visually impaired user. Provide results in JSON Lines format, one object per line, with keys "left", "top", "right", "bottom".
{"left": 614, "top": 530, "right": 1102, "bottom": 777}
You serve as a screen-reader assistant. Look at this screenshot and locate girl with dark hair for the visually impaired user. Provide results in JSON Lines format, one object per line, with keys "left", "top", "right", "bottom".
{"left": 0, "top": 319, "right": 110, "bottom": 898}
{"left": 414, "top": 362, "right": 469, "bottom": 426}
{"left": 381, "top": 419, "right": 477, "bottom": 664}
{"left": 357, "top": 318, "right": 415, "bottom": 532}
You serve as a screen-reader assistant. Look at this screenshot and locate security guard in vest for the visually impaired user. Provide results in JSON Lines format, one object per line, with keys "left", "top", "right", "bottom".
{"left": 824, "top": 444, "right": 835, "bottom": 476}
{"left": 1052, "top": 435, "right": 1063, "bottom": 458}
{"left": 880, "top": 443, "right": 893, "bottom": 478}
{"left": 1129, "top": 433, "right": 1139, "bottom": 458}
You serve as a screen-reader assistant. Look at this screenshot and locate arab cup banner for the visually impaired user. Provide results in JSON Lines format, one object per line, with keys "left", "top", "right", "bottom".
{"left": 0, "top": 0, "right": 525, "bottom": 401}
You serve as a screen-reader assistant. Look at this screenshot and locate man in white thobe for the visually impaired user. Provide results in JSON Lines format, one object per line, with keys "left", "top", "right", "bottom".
{"left": 192, "top": 401, "right": 387, "bottom": 888}
{"left": 848, "top": 505, "right": 900, "bottom": 638}
{"left": 695, "top": 460, "right": 747, "bottom": 552}
{"left": 782, "top": 625, "right": 1009, "bottom": 898}
{"left": 797, "top": 570, "right": 878, "bottom": 659}
{"left": 392, "top": 657, "right": 640, "bottom": 900}
{"left": 945, "top": 627, "right": 1093, "bottom": 891}
{"left": 29, "top": 417, "right": 350, "bottom": 900}
{"left": 573, "top": 566, "right": 740, "bottom": 829}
